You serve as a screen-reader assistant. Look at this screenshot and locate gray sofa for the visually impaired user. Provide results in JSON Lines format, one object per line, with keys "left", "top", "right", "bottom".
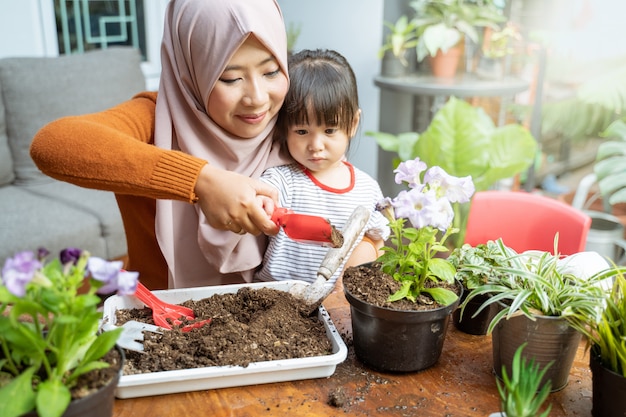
{"left": 0, "top": 47, "right": 146, "bottom": 265}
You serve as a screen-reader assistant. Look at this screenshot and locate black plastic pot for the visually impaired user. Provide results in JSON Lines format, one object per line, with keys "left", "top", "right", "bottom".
{"left": 344, "top": 285, "right": 461, "bottom": 373}
{"left": 453, "top": 291, "right": 498, "bottom": 335}
{"left": 492, "top": 314, "right": 581, "bottom": 392}
{"left": 24, "top": 346, "right": 124, "bottom": 417}
{"left": 590, "top": 349, "right": 626, "bottom": 417}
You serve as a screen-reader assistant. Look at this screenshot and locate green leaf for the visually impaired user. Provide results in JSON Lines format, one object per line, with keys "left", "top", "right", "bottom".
{"left": 0, "top": 366, "right": 37, "bottom": 417}
{"left": 82, "top": 329, "right": 122, "bottom": 365}
{"left": 388, "top": 280, "right": 413, "bottom": 302}
{"left": 37, "top": 380, "right": 71, "bottom": 417}
{"left": 423, "top": 287, "right": 458, "bottom": 306}
{"left": 428, "top": 258, "right": 456, "bottom": 283}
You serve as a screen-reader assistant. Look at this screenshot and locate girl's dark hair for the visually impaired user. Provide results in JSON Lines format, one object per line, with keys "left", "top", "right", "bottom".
{"left": 275, "top": 49, "right": 359, "bottom": 147}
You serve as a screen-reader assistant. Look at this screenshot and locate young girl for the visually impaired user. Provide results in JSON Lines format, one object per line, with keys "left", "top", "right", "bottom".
{"left": 255, "top": 49, "right": 389, "bottom": 286}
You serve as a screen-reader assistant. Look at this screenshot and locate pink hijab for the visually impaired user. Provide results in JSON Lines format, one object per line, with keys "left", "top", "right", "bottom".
{"left": 154, "top": 0, "right": 290, "bottom": 288}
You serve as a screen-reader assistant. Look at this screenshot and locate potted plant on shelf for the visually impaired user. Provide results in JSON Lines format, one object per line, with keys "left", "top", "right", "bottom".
{"left": 489, "top": 343, "right": 553, "bottom": 417}
{"left": 568, "top": 268, "right": 626, "bottom": 417}
{"left": 378, "top": 15, "right": 419, "bottom": 77}
{"left": 367, "top": 96, "right": 537, "bottom": 247}
{"left": 343, "top": 156, "right": 475, "bottom": 372}
{"left": 462, "top": 244, "right": 617, "bottom": 391}
{"left": 410, "top": 0, "right": 506, "bottom": 77}
{"left": 476, "top": 22, "right": 522, "bottom": 80}
{"left": 0, "top": 248, "right": 138, "bottom": 417}
{"left": 447, "top": 239, "right": 512, "bottom": 335}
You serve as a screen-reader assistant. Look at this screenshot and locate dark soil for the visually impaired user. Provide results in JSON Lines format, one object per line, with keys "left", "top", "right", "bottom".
{"left": 71, "top": 348, "right": 121, "bottom": 400}
{"left": 342, "top": 262, "right": 461, "bottom": 311}
{"left": 115, "top": 287, "right": 332, "bottom": 374}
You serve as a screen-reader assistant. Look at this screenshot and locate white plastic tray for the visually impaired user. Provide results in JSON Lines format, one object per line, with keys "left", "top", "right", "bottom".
{"left": 102, "top": 280, "right": 347, "bottom": 399}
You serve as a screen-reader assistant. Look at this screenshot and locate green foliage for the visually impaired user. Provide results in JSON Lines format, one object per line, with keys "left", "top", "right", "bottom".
{"left": 576, "top": 271, "right": 626, "bottom": 377}
{"left": 448, "top": 239, "right": 513, "bottom": 290}
{"left": 379, "top": 218, "right": 458, "bottom": 305}
{"left": 594, "top": 118, "right": 626, "bottom": 205}
{"left": 460, "top": 239, "right": 613, "bottom": 334}
{"left": 513, "top": 55, "right": 626, "bottom": 142}
{"left": 367, "top": 97, "right": 537, "bottom": 193}
{"left": 409, "top": 0, "right": 505, "bottom": 61}
{"left": 379, "top": 15, "right": 419, "bottom": 66}
{"left": 496, "top": 343, "right": 553, "bottom": 417}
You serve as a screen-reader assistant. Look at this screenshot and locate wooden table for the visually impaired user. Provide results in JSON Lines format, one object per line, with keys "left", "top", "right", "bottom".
{"left": 113, "top": 287, "right": 593, "bottom": 417}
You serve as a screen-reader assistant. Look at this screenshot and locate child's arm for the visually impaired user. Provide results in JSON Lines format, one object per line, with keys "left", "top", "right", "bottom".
{"left": 344, "top": 235, "right": 384, "bottom": 269}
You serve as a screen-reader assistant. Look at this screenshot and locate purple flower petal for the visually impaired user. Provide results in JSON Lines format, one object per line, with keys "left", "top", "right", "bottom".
{"left": 87, "top": 257, "right": 123, "bottom": 283}
{"left": 60, "top": 247, "right": 82, "bottom": 265}
{"left": 394, "top": 158, "right": 427, "bottom": 188}
{"left": 2, "top": 251, "right": 41, "bottom": 297}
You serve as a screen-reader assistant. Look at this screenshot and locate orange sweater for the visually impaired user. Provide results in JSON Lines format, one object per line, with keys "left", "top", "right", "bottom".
{"left": 30, "top": 92, "right": 207, "bottom": 289}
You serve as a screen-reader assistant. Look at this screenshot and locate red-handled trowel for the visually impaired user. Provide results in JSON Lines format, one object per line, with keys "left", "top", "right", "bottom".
{"left": 271, "top": 207, "right": 344, "bottom": 248}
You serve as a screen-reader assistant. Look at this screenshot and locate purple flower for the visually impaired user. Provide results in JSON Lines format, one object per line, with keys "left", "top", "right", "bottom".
{"left": 99, "top": 270, "right": 139, "bottom": 296}
{"left": 392, "top": 188, "right": 455, "bottom": 231}
{"left": 424, "top": 166, "right": 475, "bottom": 203}
{"left": 394, "top": 158, "right": 427, "bottom": 189}
{"left": 87, "top": 257, "right": 123, "bottom": 282}
{"left": 87, "top": 257, "right": 138, "bottom": 295}
{"left": 37, "top": 247, "right": 50, "bottom": 261}
{"left": 60, "top": 247, "right": 82, "bottom": 265}
{"left": 392, "top": 188, "right": 437, "bottom": 229}
{"left": 429, "top": 196, "right": 454, "bottom": 231}
{"left": 2, "top": 251, "right": 41, "bottom": 297}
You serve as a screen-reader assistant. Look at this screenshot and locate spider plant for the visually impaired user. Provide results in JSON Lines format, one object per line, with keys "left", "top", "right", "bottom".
{"left": 495, "top": 343, "right": 553, "bottom": 417}
{"left": 461, "top": 238, "right": 614, "bottom": 334}
{"left": 572, "top": 269, "right": 626, "bottom": 377}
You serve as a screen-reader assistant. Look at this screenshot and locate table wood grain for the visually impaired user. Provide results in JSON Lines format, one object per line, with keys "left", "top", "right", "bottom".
{"left": 113, "top": 286, "right": 593, "bottom": 417}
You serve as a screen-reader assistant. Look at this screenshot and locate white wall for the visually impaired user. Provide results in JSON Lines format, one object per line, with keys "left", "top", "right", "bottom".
{"left": 278, "top": 0, "right": 384, "bottom": 179}
{"left": 0, "top": 0, "right": 57, "bottom": 57}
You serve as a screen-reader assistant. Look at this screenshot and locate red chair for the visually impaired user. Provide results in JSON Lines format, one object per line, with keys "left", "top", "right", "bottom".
{"left": 464, "top": 190, "right": 591, "bottom": 255}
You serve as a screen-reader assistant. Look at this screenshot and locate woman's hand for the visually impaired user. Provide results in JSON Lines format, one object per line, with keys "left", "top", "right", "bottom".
{"left": 194, "top": 164, "right": 280, "bottom": 236}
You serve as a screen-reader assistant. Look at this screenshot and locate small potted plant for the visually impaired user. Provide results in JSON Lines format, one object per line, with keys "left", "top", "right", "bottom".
{"left": 476, "top": 22, "right": 522, "bottom": 80}
{"left": 410, "top": 0, "right": 505, "bottom": 77}
{"left": 378, "top": 15, "right": 419, "bottom": 77}
{"left": 489, "top": 343, "right": 553, "bottom": 417}
{"left": 447, "top": 239, "right": 512, "bottom": 335}
{"left": 569, "top": 268, "right": 626, "bottom": 417}
{"left": 0, "top": 248, "right": 138, "bottom": 417}
{"left": 462, "top": 246, "right": 616, "bottom": 391}
{"left": 343, "top": 156, "right": 475, "bottom": 372}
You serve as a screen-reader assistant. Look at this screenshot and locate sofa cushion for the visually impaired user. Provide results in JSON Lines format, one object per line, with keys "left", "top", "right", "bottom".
{"left": 0, "top": 75, "right": 14, "bottom": 186}
{"left": 0, "top": 187, "right": 107, "bottom": 266}
{"left": 23, "top": 182, "right": 127, "bottom": 259}
{"left": 0, "top": 47, "right": 146, "bottom": 186}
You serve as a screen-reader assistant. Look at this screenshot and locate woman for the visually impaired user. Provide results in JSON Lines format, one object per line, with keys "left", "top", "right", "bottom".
{"left": 30, "top": 0, "right": 292, "bottom": 289}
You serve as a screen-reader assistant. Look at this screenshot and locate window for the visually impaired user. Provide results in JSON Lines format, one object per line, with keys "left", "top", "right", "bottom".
{"left": 54, "top": 0, "right": 146, "bottom": 59}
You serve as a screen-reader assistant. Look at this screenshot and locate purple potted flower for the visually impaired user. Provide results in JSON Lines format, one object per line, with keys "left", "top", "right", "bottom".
{"left": 0, "top": 248, "right": 139, "bottom": 417}
{"left": 343, "top": 157, "right": 475, "bottom": 372}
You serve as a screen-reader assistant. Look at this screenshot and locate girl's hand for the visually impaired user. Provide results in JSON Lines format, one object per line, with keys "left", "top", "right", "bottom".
{"left": 194, "top": 164, "right": 280, "bottom": 236}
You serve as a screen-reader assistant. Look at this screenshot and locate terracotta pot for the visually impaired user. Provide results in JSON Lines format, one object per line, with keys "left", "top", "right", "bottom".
{"left": 492, "top": 313, "right": 581, "bottom": 392}
{"left": 428, "top": 44, "right": 463, "bottom": 78}
{"left": 590, "top": 349, "right": 626, "bottom": 417}
{"left": 453, "top": 291, "right": 498, "bottom": 335}
{"left": 23, "top": 346, "right": 124, "bottom": 417}
{"left": 344, "top": 282, "right": 461, "bottom": 372}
